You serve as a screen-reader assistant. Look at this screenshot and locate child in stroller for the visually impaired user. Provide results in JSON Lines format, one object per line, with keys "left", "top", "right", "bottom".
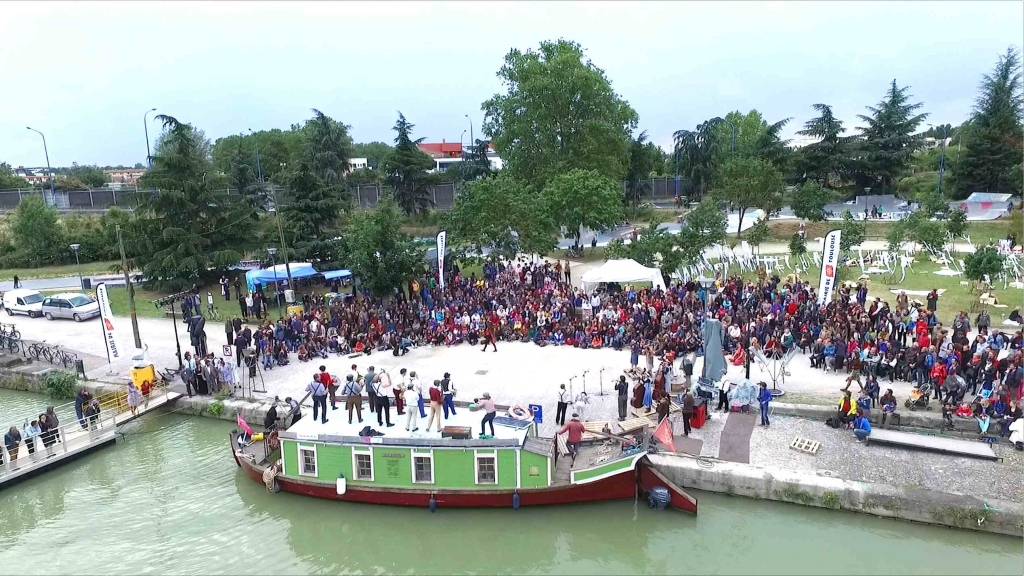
{"left": 905, "top": 380, "right": 933, "bottom": 411}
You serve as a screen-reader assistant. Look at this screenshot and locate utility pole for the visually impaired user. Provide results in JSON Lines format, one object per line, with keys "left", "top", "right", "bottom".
{"left": 116, "top": 224, "right": 143, "bottom": 349}
{"left": 465, "top": 114, "right": 474, "bottom": 148}
{"left": 936, "top": 125, "right": 948, "bottom": 197}
{"left": 26, "top": 127, "right": 56, "bottom": 204}
{"left": 144, "top": 108, "right": 157, "bottom": 169}
{"left": 271, "top": 186, "right": 294, "bottom": 292}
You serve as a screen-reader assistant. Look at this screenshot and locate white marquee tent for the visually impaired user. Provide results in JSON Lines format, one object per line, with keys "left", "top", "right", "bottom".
{"left": 580, "top": 259, "right": 667, "bottom": 293}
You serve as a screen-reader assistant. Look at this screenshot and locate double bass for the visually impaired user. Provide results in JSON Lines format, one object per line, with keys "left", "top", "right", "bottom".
{"left": 630, "top": 375, "right": 644, "bottom": 409}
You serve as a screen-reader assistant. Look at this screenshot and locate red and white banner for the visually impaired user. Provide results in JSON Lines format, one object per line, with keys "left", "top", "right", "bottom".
{"left": 96, "top": 283, "right": 121, "bottom": 360}
{"left": 817, "top": 229, "right": 842, "bottom": 306}
{"left": 436, "top": 230, "right": 447, "bottom": 290}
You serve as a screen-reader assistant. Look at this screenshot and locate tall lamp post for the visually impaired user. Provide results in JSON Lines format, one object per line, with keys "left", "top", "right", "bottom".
{"left": 250, "top": 129, "right": 292, "bottom": 294}
{"left": 721, "top": 119, "right": 736, "bottom": 155}
{"left": 69, "top": 244, "right": 84, "bottom": 290}
{"left": 464, "top": 115, "right": 474, "bottom": 148}
{"left": 144, "top": 108, "right": 157, "bottom": 168}
{"left": 267, "top": 247, "right": 282, "bottom": 319}
{"left": 25, "top": 127, "right": 55, "bottom": 203}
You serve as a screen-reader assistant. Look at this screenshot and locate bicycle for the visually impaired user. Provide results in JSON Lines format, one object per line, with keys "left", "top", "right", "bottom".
{"left": 0, "top": 334, "right": 20, "bottom": 355}
{"left": 204, "top": 307, "right": 224, "bottom": 322}
{"left": 0, "top": 323, "right": 20, "bottom": 341}
{"left": 57, "top": 349, "right": 79, "bottom": 369}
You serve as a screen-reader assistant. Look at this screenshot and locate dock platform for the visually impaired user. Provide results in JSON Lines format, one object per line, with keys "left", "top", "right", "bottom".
{"left": 867, "top": 429, "right": 999, "bottom": 461}
{"left": 1, "top": 387, "right": 181, "bottom": 490}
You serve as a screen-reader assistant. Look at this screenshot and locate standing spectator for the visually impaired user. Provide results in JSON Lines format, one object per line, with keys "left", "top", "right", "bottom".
{"left": 681, "top": 389, "right": 694, "bottom": 436}
{"left": 556, "top": 384, "right": 569, "bottom": 426}
{"left": 426, "top": 380, "right": 443, "bottom": 432}
{"left": 224, "top": 318, "right": 234, "bottom": 346}
{"left": 757, "top": 382, "right": 772, "bottom": 427}
{"left": 126, "top": 382, "right": 143, "bottom": 417}
{"left": 615, "top": 375, "right": 628, "bottom": 421}
{"left": 342, "top": 374, "right": 363, "bottom": 425}
{"left": 403, "top": 384, "right": 419, "bottom": 432}
{"left": 926, "top": 289, "right": 939, "bottom": 313}
{"left": 220, "top": 276, "right": 229, "bottom": 301}
{"left": 5, "top": 426, "right": 22, "bottom": 467}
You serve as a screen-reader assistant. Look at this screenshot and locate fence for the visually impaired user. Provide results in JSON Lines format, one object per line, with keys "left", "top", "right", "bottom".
{"left": 0, "top": 177, "right": 696, "bottom": 214}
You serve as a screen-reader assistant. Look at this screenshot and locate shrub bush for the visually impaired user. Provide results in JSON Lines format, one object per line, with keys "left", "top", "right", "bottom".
{"left": 42, "top": 370, "right": 77, "bottom": 399}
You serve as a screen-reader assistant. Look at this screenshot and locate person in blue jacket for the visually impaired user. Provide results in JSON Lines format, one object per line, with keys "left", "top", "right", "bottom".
{"left": 853, "top": 410, "right": 872, "bottom": 443}
{"left": 757, "top": 381, "right": 772, "bottom": 426}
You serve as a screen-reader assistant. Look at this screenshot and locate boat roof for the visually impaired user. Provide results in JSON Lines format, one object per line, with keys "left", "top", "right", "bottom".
{"left": 283, "top": 405, "right": 534, "bottom": 448}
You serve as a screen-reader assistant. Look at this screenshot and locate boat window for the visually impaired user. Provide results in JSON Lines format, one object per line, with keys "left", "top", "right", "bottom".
{"left": 412, "top": 452, "right": 433, "bottom": 484}
{"left": 353, "top": 448, "right": 374, "bottom": 481}
{"left": 298, "top": 445, "right": 317, "bottom": 476}
{"left": 475, "top": 452, "right": 497, "bottom": 485}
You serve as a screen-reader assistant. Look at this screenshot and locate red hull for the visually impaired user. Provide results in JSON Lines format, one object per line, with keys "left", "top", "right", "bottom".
{"left": 638, "top": 461, "right": 699, "bottom": 514}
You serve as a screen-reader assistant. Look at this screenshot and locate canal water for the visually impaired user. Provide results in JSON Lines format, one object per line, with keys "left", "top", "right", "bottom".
{"left": 0, "top": 388, "right": 1020, "bottom": 575}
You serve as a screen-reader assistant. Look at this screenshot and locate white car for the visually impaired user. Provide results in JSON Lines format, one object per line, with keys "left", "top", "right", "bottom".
{"left": 2, "top": 289, "right": 45, "bottom": 318}
{"left": 41, "top": 292, "right": 100, "bottom": 322}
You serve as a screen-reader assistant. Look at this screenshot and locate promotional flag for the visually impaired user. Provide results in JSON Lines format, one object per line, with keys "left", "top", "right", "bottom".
{"left": 96, "top": 283, "right": 121, "bottom": 361}
{"left": 436, "top": 230, "right": 447, "bottom": 290}
{"left": 237, "top": 413, "right": 254, "bottom": 436}
{"left": 817, "top": 229, "right": 842, "bottom": 306}
{"left": 652, "top": 417, "right": 676, "bottom": 453}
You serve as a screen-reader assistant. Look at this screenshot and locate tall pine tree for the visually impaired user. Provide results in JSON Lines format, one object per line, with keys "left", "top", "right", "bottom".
{"left": 133, "top": 116, "right": 253, "bottom": 289}
{"left": 854, "top": 80, "right": 928, "bottom": 193}
{"left": 303, "top": 108, "right": 354, "bottom": 188}
{"left": 957, "top": 47, "right": 1023, "bottom": 197}
{"left": 795, "top": 104, "right": 848, "bottom": 188}
{"left": 281, "top": 160, "right": 344, "bottom": 266}
{"left": 383, "top": 112, "right": 435, "bottom": 215}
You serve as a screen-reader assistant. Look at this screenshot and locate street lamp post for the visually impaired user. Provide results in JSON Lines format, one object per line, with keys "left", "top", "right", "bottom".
{"left": 722, "top": 119, "right": 736, "bottom": 155}
{"left": 69, "top": 244, "right": 84, "bottom": 290}
{"left": 25, "top": 127, "right": 55, "bottom": 203}
{"left": 937, "top": 125, "right": 948, "bottom": 197}
{"left": 464, "top": 115, "right": 474, "bottom": 148}
{"left": 247, "top": 128, "right": 264, "bottom": 184}
{"left": 267, "top": 247, "right": 282, "bottom": 319}
{"left": 144, "top": 108, "right": 157, "bottom": 168}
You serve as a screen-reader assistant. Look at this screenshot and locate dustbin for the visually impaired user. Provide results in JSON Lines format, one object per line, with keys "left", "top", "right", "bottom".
{"left": 81, "top": 278, "right": 92, "bottom": 290}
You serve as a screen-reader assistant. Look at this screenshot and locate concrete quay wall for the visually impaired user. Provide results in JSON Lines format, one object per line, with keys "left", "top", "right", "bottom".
{"left": 648, "top": 453, "right": 1024, "bottom": 537}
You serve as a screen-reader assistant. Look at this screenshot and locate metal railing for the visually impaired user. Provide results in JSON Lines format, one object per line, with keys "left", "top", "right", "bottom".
{"left": 0, "top": 334, "right": 79, "bottom": 369}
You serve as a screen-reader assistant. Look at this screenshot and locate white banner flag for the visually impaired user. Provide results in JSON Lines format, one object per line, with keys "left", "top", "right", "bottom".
{"left": 436, "top": 231, "right": 447, "bottom": 290}
{"left": 817, "top": 229, "right": 842, "bottom": 306}
{"left": 96, "top": 283, "right": 122, "bottom": 361}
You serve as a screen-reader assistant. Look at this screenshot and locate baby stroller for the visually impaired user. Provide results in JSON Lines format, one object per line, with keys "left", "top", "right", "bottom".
{"left": 905, "top": 380, "right": 933, "bottom": 411}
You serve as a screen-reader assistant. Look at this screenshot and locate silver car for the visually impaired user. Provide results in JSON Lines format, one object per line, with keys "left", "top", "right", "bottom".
{"left": 41, "top": 293, "right": 100, "bottom": 322}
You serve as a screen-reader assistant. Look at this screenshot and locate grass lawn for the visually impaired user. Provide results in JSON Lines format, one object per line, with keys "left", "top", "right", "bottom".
{"left": 766, "top": 219, "right": 1015, "bottom": 243}
{"left": 739, "top": 255, "right": 1021, "bottom": 324}
{"left": 0, "top": 260, "right": 121, "bottom": 281}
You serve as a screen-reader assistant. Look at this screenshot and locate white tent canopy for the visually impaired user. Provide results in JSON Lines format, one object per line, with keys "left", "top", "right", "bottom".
{"left": 580, "top": 259, "right": 667, "bottom": 293}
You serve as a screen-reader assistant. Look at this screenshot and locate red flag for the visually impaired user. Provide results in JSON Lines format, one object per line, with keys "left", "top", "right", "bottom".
{"left": 653, "top": 418, "right": 676, "bottom": 453}
{"left": 237, "top": 414, "right": 254, "bottom": 436}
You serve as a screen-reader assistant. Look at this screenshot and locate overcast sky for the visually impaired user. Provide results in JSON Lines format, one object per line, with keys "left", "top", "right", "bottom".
{"left": 1, "top": 1, "right": 1021, "bottom": 168}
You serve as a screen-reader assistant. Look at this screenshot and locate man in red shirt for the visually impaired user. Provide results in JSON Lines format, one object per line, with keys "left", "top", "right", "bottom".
{"left": 318, "top": 365, "right": 337, "bottom": 410}
{"left": 557, "top": 413, "right": 587, "bottom": 467}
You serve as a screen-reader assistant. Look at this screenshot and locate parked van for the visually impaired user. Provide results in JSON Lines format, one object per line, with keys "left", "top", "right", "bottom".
{"left": 41, "top": 292, "right": 100, "bottom": 322}
{"left": 2, "top": 289, "right": 45, "bottom": 318}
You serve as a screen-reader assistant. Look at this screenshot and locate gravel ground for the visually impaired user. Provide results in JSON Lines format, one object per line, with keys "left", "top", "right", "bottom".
{"left": 748, "top": 414, "right": 1024, "bottom": 503}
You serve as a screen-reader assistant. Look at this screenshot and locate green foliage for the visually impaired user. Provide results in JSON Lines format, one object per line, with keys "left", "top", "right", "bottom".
{"left": 445, "top": 174, "right": 554, "bottom": 259}
{"left": 745, "top": 218, "right": 770, "bottom": 252}
{"left": 303, "top": 108, "right": 354, "bottom": 187}
{"left": 795, "top": 103, "right": 848, "bottom": 188}
{"left": 64, "top": 164, "right": 109, "bottom": 188}
{"left": 624, "top": 131, "right": 662, "bottom": 207}
{"left": 133, "top": 115, "right": 255, "bottom": 289}
{"left": 788, "top": 233, "right": 807, "bottom": 257}
{"left": 341, "top": 196, "right": 422, "bottom": 297}
{"left": 207, "top": 400, "right": 224, "bottom": 416}
{"left": 853, "top": 80, "right": 929, "bottom": 193}
{"left": 887, "top": 220, "right": 908, "bottom": 252}
{"left": 674, "top": 119, "right": 722, "bottom": 196}
{"left": 383, "top": 112, "right": 435, "bottom": 215}
{"left": 956, "top": 47, "right": 1023, "bottom": 197}
{"left": 839, "top": 210, "right": 865, "bottom": 252}
{"left": 821, "top": 491, "right": 841, "bottom": 510}
{"left": 0, "top": 162, "right": 29, "bottom": 189}
{"left": 791, "top": 181, "right": 829, "bottom": 221}
{"left": 457, "top": 140, "right": 494, "bottom": 182}
{"left": 676, "top": 199, "right": 727, "bottom": 265}
{"left": 906, "top": 214, "right": 946, "bottom": 254}
{"left": 42, "top": 370, "right": 77, "bottom": 399}
{"left": 713, "top": 157, "right": 784, "bottom": 237}
{"left": 281, "top": 160, "right": 344, "bottom": 266}
{"left": 8, "top": 194, "right": 65, "bottom": 266}
{"left": 483, "top": 39, "right": 638, "bottom": 191}
{"left": 604, "top": 222, "right": 679, "bottom": 278}
{"left": 540, "top": 169, "right": 624, "bottom": 245}
{"left": 351, "top": 142, "right": 393, "bottom": 170}
{"left": 712, "top": 110, "right": 792, "bottom": 169}
{"left": 946, "top": 206, "right": 968, "bottom": 237}
{"left": 964, "top": 245, "right": 1005, "bottom": 282}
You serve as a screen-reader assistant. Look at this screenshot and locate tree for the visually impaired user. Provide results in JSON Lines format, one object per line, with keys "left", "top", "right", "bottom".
{"left": 9, "top": 194, "right": 64, "bottom": 266}
{"left": 946, "top": 206, "right": 968, "bottom": 238}
{"left": 540, "top": 169, "right": 623, "bottom": 247}
{"left": 482, "top": 39, "right": 638, "bottom": 190}
{"left": 714, "top": 157, "right": 784, "bottom": 237}
{"left": 604, "top": 222, "right": 681, "bottom": 280}
{"left": 838, "top": 210, "right": 864, "bottom": 252}
{"left": 906, "top": 214, "right": 946, "bottom": 254}
{"left": 745, "top": 218, "right": 770, "bottom": 254}
{"left": 791, "top": 181, "right": 830, "bottom": 222}
{"left": 673, "top": 119, "right": 722, "bottom": 197}
{"left": 712, "top": 110, "right": 791, "bottom": 168}
{"left": 54, "top": 176, "right": 86, "bottom": 191}
{"left": 854, "top": 80, "right": 929, "bottom": 193}
{"left": 445, "top": 174, "right": 554, "bottom": 259}
{"left": 341, "top": 196, "right": 422, "bottom": 298}
{"left": 457, "top": 139, "right": 494, "bottom": 182}
{"left": 281, "top": 160, "right": 344, "bottom": 266}
{"left": 796, "top": 104, "right": 848, "bottom": 187}
{"left": 227, "top": 139, "right": 257, "bottom": 194}
{"left": 624, "top": 131, "right": 662, "bottom": 209}
{"left": 65, "top": 164, "right": 108, "bottom": 187}
{"left": 676, "top": 198, "right": 727, "bottom": 266}
{"left": 133, "top": 115, "right": 253, "bottom": 289}
{"left": 303, "top": 108, "right": 354, "bottom": 188}
{"left": 351, "top": 141, "right": 393, "bottom": 169}
{"left": 0, "top": 162, "right": 27, "bottom": 189}
{"left": 788, "top": 233, "right": 807, "bottom": 257}
{"left": 964, "top": 245, "right": 1005, "bottom": 283}
{"left": 383, "top": 112, "right": 435, "bottom": 215}
{"left": 887, "top": 220, "right": 908, "bottom": 252}
{"left": 956, "top": 47, "right": 1023, "bottom": 197}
